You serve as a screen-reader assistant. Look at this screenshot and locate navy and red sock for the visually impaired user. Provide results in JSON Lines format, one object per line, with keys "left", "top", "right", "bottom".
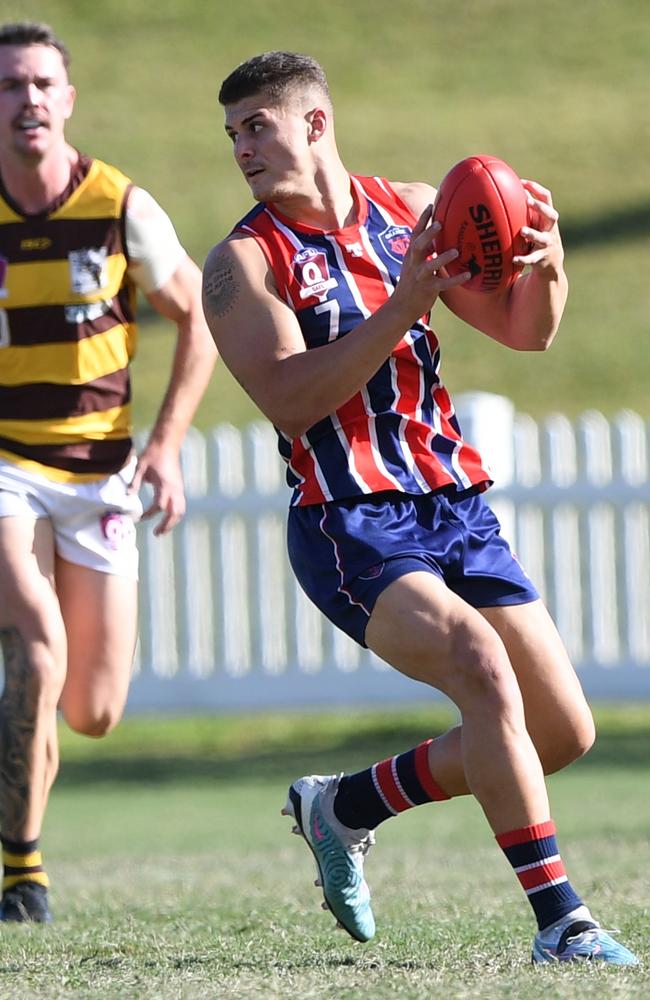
{"left": 334, "top": 738, "right": 450, "bottom": 830}
{"left": 497, "top": 820, "right": 583, "bottom": 930}
{"left": 332, "top": 743, "right": 582, "bottom": 934}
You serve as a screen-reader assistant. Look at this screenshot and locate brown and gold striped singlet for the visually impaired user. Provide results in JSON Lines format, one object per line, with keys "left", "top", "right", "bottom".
{"left": 0, "top": 154, "right": 138, "bottom": 482}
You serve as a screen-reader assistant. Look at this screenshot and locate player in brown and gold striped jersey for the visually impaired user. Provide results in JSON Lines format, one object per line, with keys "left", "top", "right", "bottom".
{"left": 0, "top": 21, "right": 217, "bottom": 921}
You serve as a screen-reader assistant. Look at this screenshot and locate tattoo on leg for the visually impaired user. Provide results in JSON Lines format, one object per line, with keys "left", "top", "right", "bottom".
{"left": 202, "top": 254, "right": 239, "bottom": 317}
{"left": 0, "top": 628, "right": 38, "bottom": 836}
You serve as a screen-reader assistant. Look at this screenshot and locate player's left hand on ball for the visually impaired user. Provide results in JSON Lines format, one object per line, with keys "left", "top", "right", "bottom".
{"left": 513, "top": 179, "right": 564, "bottom": 270}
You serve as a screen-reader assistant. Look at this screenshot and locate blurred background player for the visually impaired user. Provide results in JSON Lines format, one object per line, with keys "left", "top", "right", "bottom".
{"left": 0, "top": 21, "right": 216, "bottom": 921}
{"left": 202, "top": 51, "right": 638, "bottom": 964}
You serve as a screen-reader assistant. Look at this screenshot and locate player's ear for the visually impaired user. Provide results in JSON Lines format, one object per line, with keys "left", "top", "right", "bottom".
{"left": 63, "top": 84, "right": 76, "bottom": 121}
{"left": 306, "top": 107, "right": 327, "bottom": 143}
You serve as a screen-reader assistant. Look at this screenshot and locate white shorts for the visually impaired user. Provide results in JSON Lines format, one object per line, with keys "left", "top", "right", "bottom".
{"left": 0, "top": 458, "right": 143, "bottom": 579}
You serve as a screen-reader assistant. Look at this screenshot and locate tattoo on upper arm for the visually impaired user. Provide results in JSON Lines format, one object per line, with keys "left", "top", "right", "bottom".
{"left": 203, "top": 254, "right": 239, "bottom": 318}
{"left": 0, "top": 628, "right": 39, "bottom": 835}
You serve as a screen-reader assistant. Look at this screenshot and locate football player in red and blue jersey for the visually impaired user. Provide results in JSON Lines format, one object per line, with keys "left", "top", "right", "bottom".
{"left": 202, "top": 51, "right": 637, "bottom": 965}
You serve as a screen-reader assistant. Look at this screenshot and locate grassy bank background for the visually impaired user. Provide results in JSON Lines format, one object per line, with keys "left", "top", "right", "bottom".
{"left": 8, "top": 0, "right": 649, "bottom": 425}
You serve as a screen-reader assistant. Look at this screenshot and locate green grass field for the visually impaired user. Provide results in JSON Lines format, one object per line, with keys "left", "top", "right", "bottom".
{"left": 7, "top": 0, "right": 650, "bottom": 425}
{"left": 0, "top": 707, "right": 647, "bottom": 999}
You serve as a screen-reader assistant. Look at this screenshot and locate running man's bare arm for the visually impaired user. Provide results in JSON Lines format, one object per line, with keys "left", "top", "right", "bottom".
{"left": 130, "top": 256, "right": 218, "bottom": 534}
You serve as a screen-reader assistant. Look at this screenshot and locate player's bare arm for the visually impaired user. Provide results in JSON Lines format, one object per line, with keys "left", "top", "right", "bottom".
{"left": 202, "top": 222, "right": 468, "bottom": 438}
{"left": 131, "top": 255, "right": 217, "bottom": 534}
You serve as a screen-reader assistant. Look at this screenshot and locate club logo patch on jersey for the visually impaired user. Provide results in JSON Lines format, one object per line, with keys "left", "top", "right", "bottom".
{"left": 69, "top": 246, "right": 108, "bottom": 294}
{"left": 100, "top": 511, "right": 135, "bottom": 550}
{"left": 378, "top": 225, "right": 411, "bottom": 264}
{"left": 293, "top": 247, "right": 337, "bottom": 302}
{"left": 0, "top": 255, "right": 8, "bottom": 299}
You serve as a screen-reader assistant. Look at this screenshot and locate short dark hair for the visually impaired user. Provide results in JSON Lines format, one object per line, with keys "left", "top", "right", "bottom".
{"left": 219, "top": 51, "right": 330, "bottom": 107}
{"left": 0, "top": 21, "right": 70, "bottom": 71}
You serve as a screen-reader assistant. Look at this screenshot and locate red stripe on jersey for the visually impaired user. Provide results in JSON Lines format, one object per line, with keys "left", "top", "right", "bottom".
{"left": 238, "top": 212, "right": 298, "bottom": 302}
{"left": 424, "top": 325, "right": 441, "bottom": 358}
{"left": 496, "top": 821, "right": 557, "bottom": 849}
{"left": 373, "top": 758, "right": 411, "bottom": 813}
{"left": 357, "top": 176, "right": 418, "bottom": 228}
{"left": 289, "top": 438, "right": 328, "bottom": 504}
{"left": 409, "top": 432, "right": 456, "bottom": 490}
{"left": 518, "top": 859, "right": 567, "bottom": 892}
{"left": 435, "top": 398, "right": 490, "bottom": 487}
{"left": 414, "top": 740, "right": 451, "bottom": 800}
{"left": 345, "top": 260, "right": 391, "bottom": 314}
{"left": 433, "top": 384, "right": 454, "bottom": 419}
{"left": 457, "top": 442, "right": 489, "bottom": 483}
{"left": 393, "top": 337, "right": 424, "bottom": 420}
{"left": 339, "top": 237, "right": 393, "bottom": 314}
{"left": 391, "top": 338, "right": 453, "bottom": 491}
{"left": 393, "top": 335, "right": 472, "bottom": 492}
{"left": 336, "top": 393, "right": 400, "bottom": 493}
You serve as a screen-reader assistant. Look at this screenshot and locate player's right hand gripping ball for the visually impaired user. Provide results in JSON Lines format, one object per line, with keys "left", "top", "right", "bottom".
{"left": 433, "top": 155, "right": 531, "bottom": 293}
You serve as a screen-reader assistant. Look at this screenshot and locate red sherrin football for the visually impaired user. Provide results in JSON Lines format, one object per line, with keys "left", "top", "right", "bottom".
{"left": 433, "top": 155, "right": 530, "bottom": 293}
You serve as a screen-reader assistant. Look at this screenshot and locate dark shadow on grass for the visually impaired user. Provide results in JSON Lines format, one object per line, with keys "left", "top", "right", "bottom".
{"left": 562, "top": 203, "right": 650, "bottom": 248}
{"left": 56, "top": 722, "right": 650, "bottom": 788}
{"left": 56, "top": 736, "right": 425, "bottom": 788}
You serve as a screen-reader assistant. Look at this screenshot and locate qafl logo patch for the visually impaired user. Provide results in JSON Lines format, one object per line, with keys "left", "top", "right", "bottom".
{"left": 378, "top": 225, "right": 411, "bottom": 264}
{"left": 293, "top": 247, "right": 337, "bottom": 303}
{"left": 100, "top": 511, "right": 135, "bottom": 550}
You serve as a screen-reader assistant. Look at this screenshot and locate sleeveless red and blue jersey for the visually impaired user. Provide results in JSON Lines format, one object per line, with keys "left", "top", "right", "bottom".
{"left": 233, "top": 175, "right": 491, "bottom": 506}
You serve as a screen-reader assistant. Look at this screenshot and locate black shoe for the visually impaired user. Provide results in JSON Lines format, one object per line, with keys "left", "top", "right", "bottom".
{"left": 0, "top": 883, "right": 52, "bottom": 923}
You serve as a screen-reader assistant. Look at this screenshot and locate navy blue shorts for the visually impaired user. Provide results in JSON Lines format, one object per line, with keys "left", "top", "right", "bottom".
{"left": 287, "top": 490, "right": 539, "bottom": 647}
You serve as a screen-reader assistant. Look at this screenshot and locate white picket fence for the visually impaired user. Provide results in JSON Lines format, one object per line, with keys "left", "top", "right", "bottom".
{"left": 128, "top": 393, "right": 650, "bottom": 712}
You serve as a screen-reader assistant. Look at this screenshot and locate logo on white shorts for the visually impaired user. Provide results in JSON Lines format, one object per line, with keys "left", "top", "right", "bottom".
{"left": 101, "top": 511, "right": 135, "bottom": 550}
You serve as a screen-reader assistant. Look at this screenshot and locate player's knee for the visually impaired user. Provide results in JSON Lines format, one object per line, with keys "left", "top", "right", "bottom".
{"left": 566, "top": 703, "right": 596, "bottom": 759}
{"left": 63, "top": 704, "right": 122, "bottom": 739}
{"left": 22, "top": 647, "right": 67, "bottom": 707}
{"left": 447, "top": 625, "right": 519, "bottom": 714}
{"left": 540, "top": 707, "right": 596, "bottom": 773}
